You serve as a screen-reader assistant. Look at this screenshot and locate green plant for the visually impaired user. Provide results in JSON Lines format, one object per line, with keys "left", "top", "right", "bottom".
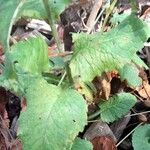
{"left": 0, "top": 0, "right": 150, "bottom": 149}
{"left": 132, "top": 124, "right": 150, "bottom": 150}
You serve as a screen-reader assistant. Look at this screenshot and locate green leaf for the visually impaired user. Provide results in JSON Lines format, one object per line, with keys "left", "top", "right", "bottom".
{"left": 18, "top": 77, "right": 87, "bottom": 149}
{"left": 71, "top": 138, "right": 93, "bottom": 150}
{"left": 0, "top": 0, "right": 25, "bottom": 51}
{"left": 18, "top": 0, "right": 46, "bottom": 19}
{"left": 4, "top": 37, "right": 49, "bottom": 79}
{"left": 99, "top": 93, "right": 136, "bottom": 123}
{"left": 119, "top": 64, "right": 142, "bottom": 87}
{"left": 19, "top": 0, "right": 71, "bottom": 20}
{"left": 132, "top": 124, "right": 150, "bottom": 150}
{"left": 70, "top": 14, "right": 150, "bottom": 82}
{"left": 110, "top": 12, "right": 130, "bottom": 25}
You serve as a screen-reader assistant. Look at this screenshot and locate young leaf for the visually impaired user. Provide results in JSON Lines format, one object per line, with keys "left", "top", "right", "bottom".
{"left": 0, "top": 0, "right": 25, "bottom": 51}
{"left": 132, "top": 124, "right": 150, "bottom": 150}
{"left": 119, "top": 64, "right": 142, "bottom": 88}
{"left": 99, "top": 93, "right": 136, "bottom": 123}
{"left": 70, "top": 14, "right": 150, "bottom": 82}
{"left": 4, "top": 37, "right": 49, "bottom": 79}
{"left": 18, "top": 77, "right": 87, "bottom": 149}
{"left": 71, "top": 138, "right": 93, "bottom": 150}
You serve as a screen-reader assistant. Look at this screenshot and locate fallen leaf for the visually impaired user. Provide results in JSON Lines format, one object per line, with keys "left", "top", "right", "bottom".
{"left": 138, "top": 114, "right": 147, "bottom": 123}
{"left": 0, "top": 133, "right": 7, "bottom": 150}
{"left": 83, "top": 120, "right": 116, "bottom": 142}
{"left": 11, "top": 139, "right": 22, "bottom": 150}
{"left": 137, "top": 81, "right": 150, "bottom": 99}
{"left": 110, "top": 112, "right": 131, "bottom": 141}
{"left": 91, "top": 136, "right": 117, "bottom": 150}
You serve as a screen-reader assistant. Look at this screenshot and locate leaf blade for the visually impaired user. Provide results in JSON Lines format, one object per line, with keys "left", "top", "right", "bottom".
{"left": 99, "top": 93, "right": 137, "bottom": 123}
{"left": 4, "top": 37, "right": 49, "bottom": 79}
{"left": 71, "top": 138, "right": 93, "bottom": 150}
{"left": 19, "top": 77, "right": 87, "bottom": 149}
{"left": 132, "top": 124, "right": 150, "bottom": 150}
{"left": 119, "top": 64, "right": 142, "bottom": 87}
{"left": 70, "top": 14, "right": 150, "bottom": 82}
{"left": 0, "top": 0, "right": 25, "bottom": 51}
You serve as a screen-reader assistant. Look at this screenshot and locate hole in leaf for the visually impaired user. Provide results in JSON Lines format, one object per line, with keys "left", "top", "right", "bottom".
{"left": 13, "top": 60, "right": 18, "bottom": 64}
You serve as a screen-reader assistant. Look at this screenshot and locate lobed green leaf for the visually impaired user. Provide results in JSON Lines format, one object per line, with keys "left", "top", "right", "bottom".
{"left": 70, "top": 14, "right": 150, "bottom": 82}
{"left": 99, "top": 93, "right": 137, "bottom": 123}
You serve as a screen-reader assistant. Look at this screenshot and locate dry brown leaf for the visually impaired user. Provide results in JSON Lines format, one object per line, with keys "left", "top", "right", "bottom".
{"left": 136, "top": 81, "right": 150, "bottom": 99}
{"left": 91, "top": 136, "right": 117, "bottom": 150}
{"left": 0, "top": 133, "right": 7, "bottom": 150}
{"left": 138, "top": 114, "right": 147, "bottom": 123}
{"left": 143, "top": 99, "right": 150, "bottom": 107}
{"left": 110, "top": 112, "right": 131, "bottom": 141}
{"left": 83, "top": 120, "right": 116, "bottom": 142}
{"left": 100, "top": 75, "right": 111, "bottom": 100}
{"left": 11, "top": 139, "right": 22, "bottom": 150}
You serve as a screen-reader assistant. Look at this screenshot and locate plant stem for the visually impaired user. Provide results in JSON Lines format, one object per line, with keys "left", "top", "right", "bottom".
{"left": 65, "top": 63, "right": 74, "bottom": 86}
{"left": 102, "top": 0, "right": 117, "bottom": 31}
{"left": 125, "top": 110, "right": 150, "bottom": 117}
{"left": 42, "top": 0, "right": 62, "bottom": 53}
{"left": 58, "top": 71, "right": 66, "bottom": 86}
{"left": 86, "top": 0, "right": 103, "bottom": 33}
{"left": 88, "top": 110, "right": 101, "bottom": 120}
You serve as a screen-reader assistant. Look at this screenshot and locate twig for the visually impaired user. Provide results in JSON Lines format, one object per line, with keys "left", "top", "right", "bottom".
{"left": 125, "top": 110, "right": 150, "bottom": 117}
{"left": 130, "top": 91, "right": 144, "bottom": 102}
{"left": 88, "top": 110, "right": 150, "bottom": 122}
{"left": 42, "top": 0, "right": 62, "bottom": 53}
{"left": 116, "top": 122, "right": 143, "bottom": 147}
{"left": 86, "top": 0, "right": 103, "bottom": 33}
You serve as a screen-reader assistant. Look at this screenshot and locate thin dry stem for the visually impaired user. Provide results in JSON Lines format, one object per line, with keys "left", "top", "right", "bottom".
{"left": 86, "top": 0, "right": 103, "bottom": 33}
